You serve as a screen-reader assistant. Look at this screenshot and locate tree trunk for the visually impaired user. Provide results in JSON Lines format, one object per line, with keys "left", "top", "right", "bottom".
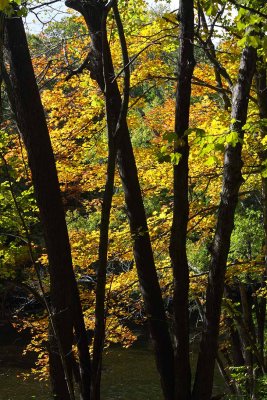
{"left": 65, "top": 1, "right": 174, "bottom": 399}
{"left": 91, "top": 7, "right": 117, "bottom": 398}
{"left": 91, "top": 141, "right": 116, "bottom": 400}
{"left": 5, "top": 15, "right": 91, "bottom": 400}
{"left": 169, "top": 1, "right": 195, "bottom": 400}
{"left": 256, "top": 61, "right": 267, "bottom": 365}
{"left": 192, "top": 44, "right": 256, "bottom": 400}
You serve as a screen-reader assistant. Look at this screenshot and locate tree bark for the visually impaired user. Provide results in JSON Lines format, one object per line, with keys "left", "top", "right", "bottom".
{"left": 5, "top": 15, "right": 91, "bottom": 400}
{"left": 169, "top": 1, "right": 195, "bottom": 399}
{"left": 192, "top": 44, "right": 256, "bottom": 400}
{"left": 65, "top": 1, "right": 175, "bottom": 399}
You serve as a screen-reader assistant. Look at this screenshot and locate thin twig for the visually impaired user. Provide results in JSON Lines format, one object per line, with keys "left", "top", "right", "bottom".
{"left": 111, "top": 41, "right": 160, "bottom": 83}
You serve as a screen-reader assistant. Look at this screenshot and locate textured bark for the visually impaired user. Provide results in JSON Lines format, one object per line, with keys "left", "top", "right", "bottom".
{"left": 65, "top": 2, "right": 174, "bottom": 399}
{"left": 192, "top": 44, "right": 256, "bottom": 400}
{"left": 169, "top": 1, "right": 195, "bottom": 400}
{"left": 5, "top": 16, "right": 91, "bottom": 400}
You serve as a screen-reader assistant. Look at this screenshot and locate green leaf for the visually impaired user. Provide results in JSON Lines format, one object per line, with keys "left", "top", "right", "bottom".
{"left": 160, "top": 145, "right": 168, "bottom": 154}
{"left": 205, "top": 155, "right": 217, "bottom": 166}
{"left": 214, "top": 143, "right": 224, "bottom": 152}
{"left": 237, "top": 37, "right": 247, "bottom": 48}
{"left": 195, "top": 128, "right": 206, "bottom": 138}
{"left": 206, "top": 4, "right": 217, "bottom": 16}
{"left": 157, "top": 154, "right": 171, "bottom": 163}
{"left": 263, "top": 36, "right": 267, "bottom": 55}
{"left": 247, "top": 35, "right": 261, "bottom": 48}
{"left": 170, "top": 152, "right": 182, "bottom": 165}
{"left": 236, "top": 20, "right": 246, "bottom": 31}
{"left": 261, "top": 160, "right": 267, "bottom": 178}
{"left": 17, "top": 6, "right": 28, "bottom": 16}
{"left": 226, "top": 131, "right": 240, "bottom": 147}
{"left": 162, "top": 131, "right": 176, "bottom": 143}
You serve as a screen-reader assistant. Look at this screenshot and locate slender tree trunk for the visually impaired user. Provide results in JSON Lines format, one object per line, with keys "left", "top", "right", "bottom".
{"left": 230, "top": 325, "right": 245, "bottom": 367}
{"left": 5, "top": 15, "right": 91, "bottom": 400}
{"left": 92, "top": 4, "right": 131, "bottom": 398}
{"left": 239, "top": 283, "right": 256, "bottom": 396}
{"left": 192, "top": 44, "right": 256, "bottom": 400}
{"left": 91, "top": 8, "right": 117, "bottom": 399}
{"left": 169, "top": 2, "right": 195, "bottom": 400}
{"left": 216, "top": 353, "right": 237, "bottom": 395}
{"left": 256, "top": 62, "right": 267, "bottom": 366}
{"left": 65, "top": 2, "right": 174, "bottom": 399}
{"left": 72, "top": 284, "right": 91, "bottom": 400}
{"left": 91, "top": 143, "right": 116, "bottom": 400}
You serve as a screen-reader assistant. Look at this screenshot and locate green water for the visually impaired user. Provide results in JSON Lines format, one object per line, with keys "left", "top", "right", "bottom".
{"left": 0, "top": 345, "right": 162, "bottom": 400}
{"left": 0, "top": 343, "right": 225, "bottom": 400}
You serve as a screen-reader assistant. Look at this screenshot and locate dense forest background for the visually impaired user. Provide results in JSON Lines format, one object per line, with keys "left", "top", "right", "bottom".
{"left": 0, "top": 0, "right": 267, "bottom": 399}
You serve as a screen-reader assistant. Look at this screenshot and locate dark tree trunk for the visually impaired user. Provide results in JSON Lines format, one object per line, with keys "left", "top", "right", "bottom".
{"left": 91, "top": 7, "right": 118, "bottom": 398}
{"left": 224, "top": 286, "right": 245, "bottom": 367}
{"left": 256, "top": 62, "right": 267, "bottom": 365}
{"left": 5, "top": 15, "right": 91, "bottom": 400}
{"left": 72, "top": 283, "right": 92, "bottom": 400}
{"left": 230, "top": 326, "right": 245, "bottom": 367}
{"left": 239, "top": 283, "right": 255, "bottom": 395}
{"left": 92, "top": 4, "right": 132, "bottom": 398}
{"left": 216, "top": 353, "right": 237, "bottom": 395}
{"left": 192, "top": 44, "right": 256, "bottom": 400}
{"left": 91, "top": 141, "right": 116, "bottom": 400}
{"left": 169, "top": 1, "right": 195, "bottom": 400}
{"left": 65, "top": 2, "right": 174, "bottom": 399}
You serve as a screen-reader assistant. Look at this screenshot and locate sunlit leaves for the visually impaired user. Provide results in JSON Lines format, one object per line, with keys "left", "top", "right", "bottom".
{"left": 0, "top": 0, "right": 27, "bottom": 16}
{"left": 225, "top": 130, "right": 241, "bottom": 147}
{"left": 2, "top": 0, "right": 267, "bottom": 383}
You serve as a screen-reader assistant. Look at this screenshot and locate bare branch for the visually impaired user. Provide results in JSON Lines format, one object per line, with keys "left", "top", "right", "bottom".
{"left": 29, "top": 0, "right": 61, "bottom": 11}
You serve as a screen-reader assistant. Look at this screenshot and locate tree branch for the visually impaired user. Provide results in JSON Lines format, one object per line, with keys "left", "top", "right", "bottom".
{"left": 228, "top": 0, "right": 267, "bottom": 19}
